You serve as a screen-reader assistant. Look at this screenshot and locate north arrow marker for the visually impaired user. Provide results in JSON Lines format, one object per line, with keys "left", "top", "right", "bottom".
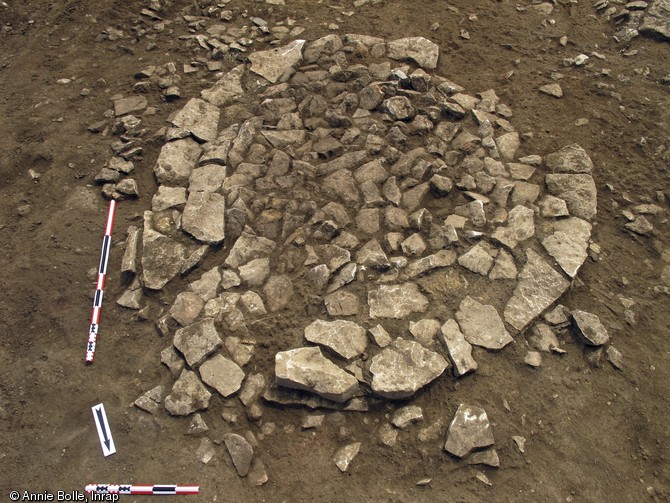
{"left": 92, "top": 403, "right": 116, "bottom": 457}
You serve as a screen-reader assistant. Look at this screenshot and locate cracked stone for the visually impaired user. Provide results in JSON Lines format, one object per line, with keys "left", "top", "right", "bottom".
{"left": 456, "top": 297, "right": 513, "bottom": 350}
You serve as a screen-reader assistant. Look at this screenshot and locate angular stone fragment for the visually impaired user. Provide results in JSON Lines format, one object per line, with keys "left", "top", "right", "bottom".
{"left": 173, "top": 318, "right": 223, "bottom": 368}
{"left": 263, "top": 275, "right": 293, "bottom": 312}
{"left": 152, "top": 186, "right": 187, "bottom": 211}
{"left": 189, "top": 164, "right": 226, "bottom": 193}
{"left": 504, "top": 250, "right": 571, "bottom": 331}
{"left": 529, "top": 323, "right": 564, "bottom": 353}
{"left": 161, "top": 346, "right": 184, "bottom": 378}
{"left": 369, "top": 338, "right": 449, "bottom": 399}
{"left": 224, "top": 232, "right": 276, "bottom": 268}
{"left": 640, "top": 0, "right": 670, "bottom": 40}
{"left": 392, "top": 405, "right": 424, "bottom": 428}
{"left": 606, "top": 346, "right": 623, "bottom": 370}
{"left": 240, "top": 291, "right": 266, "bottom": 316}
{"left": 141, "top": 213, "right": 187, "bottom": 290}
{"left": 200, "top": 354, "right": 245, "bottom": 397}
{"left": 386, "top": 37, "right": 440, "bottom": 69}
{"left": 369, "top": 324, "right": 392, "bottom": 348}
{"left": 114, "top": 95, "right": 147, "bottom": 116}
{"left": 239, "top": 258, "right": 270, "bottom": 287}
{"left": 304, "top": 320, "right": 367, "bottom": 360}
{"left": 405, "top": 250, "right": 457, "bottom": 278}
{"left": 444, "top": 404, "right": 495, "bottom": 458}
{"left": 239, "top": 373, "right": 266, "bottom": 407}
{"left": 384, "top": 96, "right": 415, "bottom": 121}
{"left": 439, "top": 319, "right": 478, "bottom": 376}
{"left": 572, "top": 310, "right": 610, "bottom": 346}
{"left": 334, "top": 442, "right": 361, "bottom": 472}
{"left": 491, "top": 205, "right": 535, "bottom": 249}
{"left": 182, "top": 191, "right": 225, "bottom": 244}
{"left": 379, "top": 423, "right": 399, "bottom": 446}
{"left": 539, "top": 195, "right": 569, "bottom": 218}
{"left": 401, "top": 233, "right": 426, "bottom": 257}
{"left": 117, "top": 279, "right": 143, "bottom": 309}
{"left": 249, "top": 39, "right": 306, "bottom": 83}
{"left": 164, "top": 370, "right": 211, "bottom": 416}
{"left": 495, "top": 132, "right": 520, "bottom": 161}
{"left": 546, "top": 174, "right": 597, "bottom": 221}
{"left": 154, "top": 138, "right": 201, "bottom": 185}
{"left": 545, "top": 144, "right": 593, "bottom": 174}
{"left": 275, "top": 347, "right": 359, "bottom": 402}
{"left": 304, "top": 34, "right": 343, "bottom": 62}
{"left": 539, "top": 83, "right": 563, "bottom": 98}
{"left": 170, "top": 292, "right": 205, "bottom": 326}
{"left": 186, "top": 414, "right": 209, "bottom": 436}
{"left": 409, "top": 319, "right": 441, "bottom": 346}
{"left": 359, "top": 83, "right": 385, "bottom": 110}
{"left": 134, "top": 385, "right": 163, "bottom": 415}
{"left": 465, "top": 448, "right": 500, "bottom": 467}
{"left": 201, "top": 65, "right": 245, "bottom": 107}
{"left": 171, "top": 98, "right": 220, "bottom": 142}
{"left": 224, "top": 433, "right": 254, "bottom": 477}
{"left": 456, "top": 297, "right": 513, "bottom": 350}
{"left": 325, "top": 290, "right": 360, "bottom": 317}
{"left": 542, "top": 227, "right": 589, "bottom": 278}
{"left": 458, "top": 244, "right": 494, "bottom": 275}
{"left": 368, "top": 283, "right": 429, "bottom": 318}
{"left": 489, "top": 249, "right": 517, "bottom": 280}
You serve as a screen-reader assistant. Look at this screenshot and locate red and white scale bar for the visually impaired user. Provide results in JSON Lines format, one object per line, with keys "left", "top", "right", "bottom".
{"left": 85, "top": 199, "right": 117, "bottom": 363}
{"left": 85, "top": 484, "right": 199, "bottom": 495}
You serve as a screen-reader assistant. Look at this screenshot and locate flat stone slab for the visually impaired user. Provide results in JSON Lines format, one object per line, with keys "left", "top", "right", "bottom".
{"left": 173, "top": 318, "right": 223, "bottom": 368}
{"left": 199, "top": 354, "right": 245, "bottom": 397}
{"left": 368, "top": 283, "right": 429, "bottom": 318}
{"left": 545, "top": 143, "right": 593, "bottom": 174}
{"left": 182, "top": 191, "right": 225, "bottom": 244}
{"left": 249, "top": 39, "right": 306, "bottom": 83}
{"left": 444, "top": 404, "right": 495, "bottom": 458}
{"left": 171, "top": 97, "right": 220, "bottom": 142}
{"left": 275, "top": 347, "right": 359, "bottom": 402}
{"left": 544, "top": 217, "right": 592, "bottom": 278}
{"left": 405, "top": 250, "right": 456, "bottom": 278}
{"left": 164, "top": 370, "right": 211, "bottom": 416}
{"left": 201, "top": 64, "right": 245, "bottom": 106}
{"left": 439, "top": 320, "right": 478, "bottom": 376}
{"left": 504, "top": 249, "right": 571, "bottom": 332}
{"left": 545, "top": 173, "right": 597, "bottom": 221}
{"left": 304, "top": 320, "right": 367, "bottom": 360}
{"left": 334, "top": 442, "right": 361, "bottom": 472}
{"left": 223, "top": 433, "right": 254, "bottom": 477}
{"left": 491, "top": 205, "right": 535, "bottom": 250}
{"left": 572, "top": 310, "right": 610, "bottom": 346}
{"left": 456, "top": 297, "right": 513, "bottom": 350}
{"left": 154, "top": 137, "right": 201, "bottom": 186}
{"left": 369, "top": 338, "right": 449, "bottom": 399}
{"left": 386, "top": 37, "right": 439, "bottom": 69}
{"left": 224, "top": 232, "right": 276, "bottom": 269}
{"left": 640, "top": 0, "right": 670, "bottom": 40}
{"left": 141, "top": 212, "right": 187, "bottom": 290}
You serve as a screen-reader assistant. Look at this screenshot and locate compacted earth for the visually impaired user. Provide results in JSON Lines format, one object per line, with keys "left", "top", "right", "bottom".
{"left": 1, "top": 1, "right": 669, "bottom": 502}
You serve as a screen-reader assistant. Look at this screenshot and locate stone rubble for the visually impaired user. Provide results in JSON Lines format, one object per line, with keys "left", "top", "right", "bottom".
{"left": 445, "top": 404, "right": 495, "bottom": 458}
{"left": 106, "top": 23, "right": 614, "bottom": 482}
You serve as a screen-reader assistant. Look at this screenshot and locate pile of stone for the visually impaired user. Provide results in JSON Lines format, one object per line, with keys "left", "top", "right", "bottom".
{"left": 594, "top": 0, "right": 670, "bottom": 43}
{"left": 117, "top": 32, "right": 610, "bottom": 479}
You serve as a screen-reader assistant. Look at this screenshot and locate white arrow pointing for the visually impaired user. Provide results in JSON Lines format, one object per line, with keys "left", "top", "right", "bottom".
{"left": 92, "top": 403, "right": 116, "bottom": 457}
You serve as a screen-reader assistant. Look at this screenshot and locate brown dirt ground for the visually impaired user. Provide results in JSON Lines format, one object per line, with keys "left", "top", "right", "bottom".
{"left": 1, "top": 0, "right": 669, "bottom": 502}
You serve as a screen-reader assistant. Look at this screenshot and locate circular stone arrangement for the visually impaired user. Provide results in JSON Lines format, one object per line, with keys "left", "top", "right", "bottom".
{"left": 120, "top": 34, "right": 601, "bottom": 475}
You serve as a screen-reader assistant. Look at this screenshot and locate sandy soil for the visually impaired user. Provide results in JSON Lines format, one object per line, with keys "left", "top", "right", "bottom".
{"left": 1, "top": 1, "right": 669, "bottom": 501}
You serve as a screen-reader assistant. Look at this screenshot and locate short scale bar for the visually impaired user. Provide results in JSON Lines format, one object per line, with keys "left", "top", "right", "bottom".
{"left": 85, "top": 199, "right": 117, "bottom": 363}
{"left": 85, "top": 484, "right": 199, "bottom": 495}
